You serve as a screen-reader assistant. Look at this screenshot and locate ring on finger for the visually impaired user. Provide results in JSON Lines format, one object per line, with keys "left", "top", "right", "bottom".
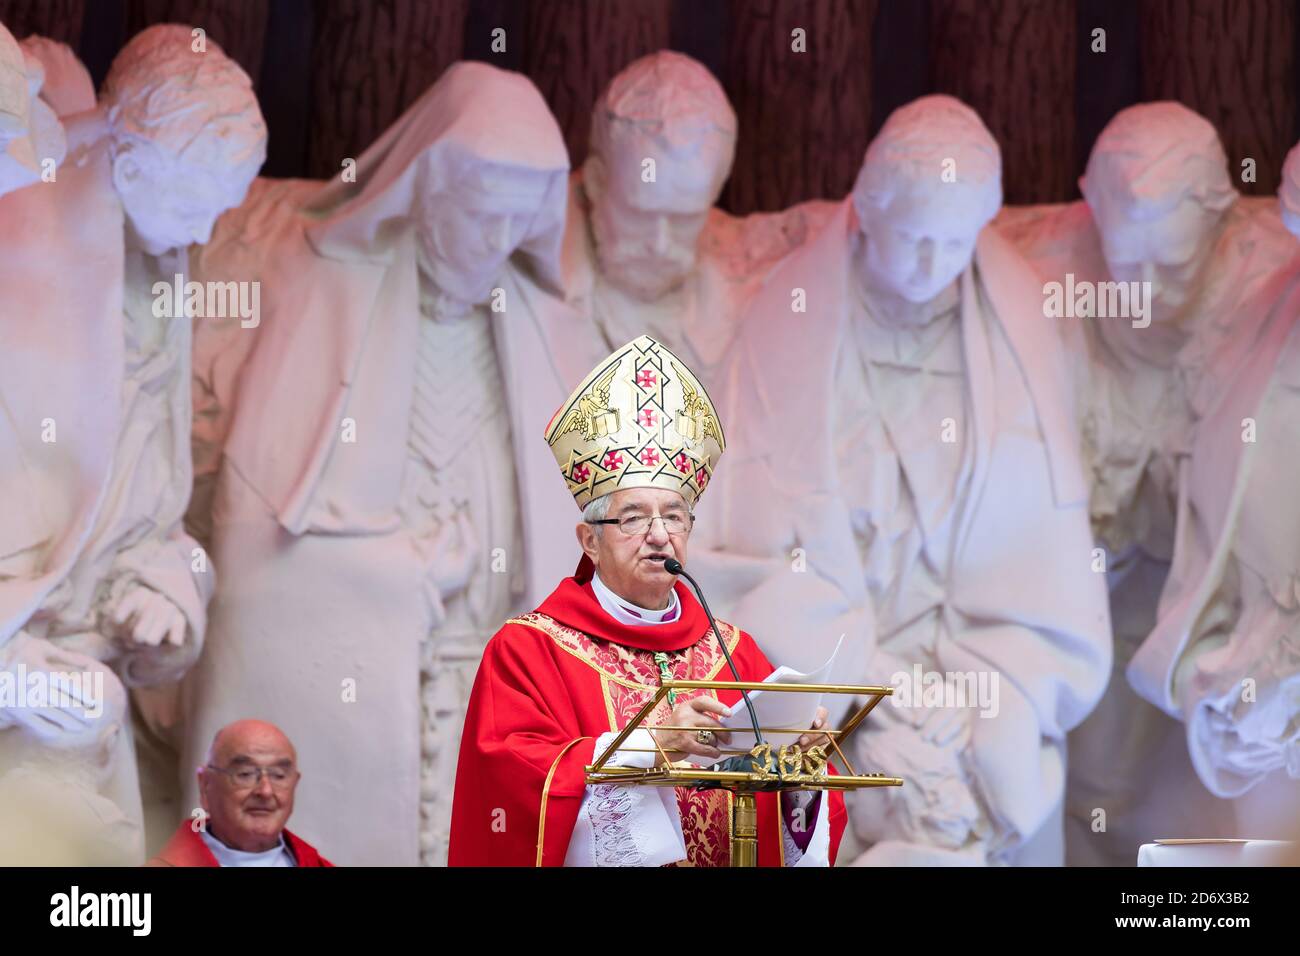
{"left": 695, "top": 729, "right": 716, "bottom": 746}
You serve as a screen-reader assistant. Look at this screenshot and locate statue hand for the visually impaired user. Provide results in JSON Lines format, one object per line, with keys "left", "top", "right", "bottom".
{"left": 428, "top": 510, "right": 480, "bottom": 598}
{"left": 108, "top": 584, "right": 187, "bottom": 648}
{"left": 1, "top": 636, "right": 127, "bottom": 750}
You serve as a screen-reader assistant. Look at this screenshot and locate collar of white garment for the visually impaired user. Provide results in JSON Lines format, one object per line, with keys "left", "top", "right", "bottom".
{"left": 592, "top": 571, "right": 680, "bottom": 626}
{"left": 199, "top": 827, "right": 295, "bottom": 867}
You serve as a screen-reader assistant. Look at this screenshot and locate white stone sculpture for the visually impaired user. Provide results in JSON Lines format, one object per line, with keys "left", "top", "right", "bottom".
{"left": 0, "top": 23, "right": 264, "bottom": 864}
{"left": 186, "top": 177, "right": 316, "bottom": 553}
{"left": 1126, "top": 138, "right": 1300, "bottom": 818}
{"left": 181, "top": 61, "right": 570, "bottom": 865}
{"left": 1283, "top": 142, "right": 1300, "bottom": 237}
{"left": 495, "top": 50, "right": 835, "bottom": 611}
{"left": 581, "top": 50, "right": 737, "bottom": 314}
{"left": 1000, "top": 103, "right": 1299, "bottom": 863}
{"left": 692, "top": 94, "right": 1110, "bottom": 866}
{"left": 0, "top": 22, "right": 64, "bottom": 196}
{"left": 19, "top": 35, "right": 95, "bottom": 117}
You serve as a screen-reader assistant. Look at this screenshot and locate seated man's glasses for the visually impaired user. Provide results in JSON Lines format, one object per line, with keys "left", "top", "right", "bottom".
{"left": 206, "top": 764, "right": 299, "bottom": 790}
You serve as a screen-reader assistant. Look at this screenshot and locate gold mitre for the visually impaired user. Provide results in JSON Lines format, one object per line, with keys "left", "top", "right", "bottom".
{"left": 544, "top": 335, "right": 726, "bottom": 510}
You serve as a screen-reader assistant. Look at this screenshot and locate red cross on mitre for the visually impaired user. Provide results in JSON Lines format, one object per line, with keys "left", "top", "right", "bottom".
{"left": 639, "top": 447, "right": 661, "bottom": 466}
{"left": 673, "top": 452, "right": 692, "bottom": 474}
{"left": 633, "top": 355, "right": 670, "bottom": 408}
{"left": 638, "top": 408, "right": 657, "bottom": 428}
{"left": 601, "top": 451, "right": 625, "bottom": 471}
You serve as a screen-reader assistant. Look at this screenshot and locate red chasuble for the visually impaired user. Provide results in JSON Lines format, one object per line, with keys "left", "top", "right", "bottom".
{"left": 448, "top": 558, "right": 847, "bottom": 866}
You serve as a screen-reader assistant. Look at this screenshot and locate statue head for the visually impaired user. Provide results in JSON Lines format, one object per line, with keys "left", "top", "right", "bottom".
{"left": 0, "top": 23, "right": 65, "bottom": 197}
{"left": 0, "top": 22, "right": 29, "bottom": 142}
{"left": 1081, "top": 102, "right": 1235, "bottom": 322}
{"left": 583, "top": 51, "right": 737, "bottom": 302}
{"left": 1281, "top": 141, "right": 1300, "bottom": 241}
{"left": 415, "top": 149, "right": 557, "bottom": 311}
{"left": 20, "top": 35, "right": 95, "bottom": 117}
{"left": 102, "top": 24, "right": 267, "bottom": 255}
{"left": 852, "top": 95, "right": 1002, "bottom": 306}
{"left": 302, "top": 62, "right": 567, "bottom": 313}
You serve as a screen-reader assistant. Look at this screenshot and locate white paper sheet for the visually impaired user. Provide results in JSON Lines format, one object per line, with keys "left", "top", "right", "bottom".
{"left": 686, "top": 634, "right": 844, "bottom": 765}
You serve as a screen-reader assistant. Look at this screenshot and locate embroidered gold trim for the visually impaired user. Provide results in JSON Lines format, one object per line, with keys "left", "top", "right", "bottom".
{"left": 507, "top": 612, "right": 741, "bottom": 688}
{"left": 728, "top": 790, "right": 735, "bottom": 856}
{"left": 601, "top": 676, "right": 617, "bottom": 730}
{"left": 536, "top": 736, "right": 591, "bottom": 867}
{"left": 776, "top": 793, "right": 785, "bottom": 867}
{"left": 511, "top": 613, "right": 754, "bottom": 866}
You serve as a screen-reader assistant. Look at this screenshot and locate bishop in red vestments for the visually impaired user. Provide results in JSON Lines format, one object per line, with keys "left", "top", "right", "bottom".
{"left": 449, "top": 336, "right": 846, "bottom": 866}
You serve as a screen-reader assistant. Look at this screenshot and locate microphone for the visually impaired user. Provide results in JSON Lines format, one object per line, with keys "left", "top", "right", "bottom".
{"left": 662, "top": 558, "right": 765, "bottom": 762}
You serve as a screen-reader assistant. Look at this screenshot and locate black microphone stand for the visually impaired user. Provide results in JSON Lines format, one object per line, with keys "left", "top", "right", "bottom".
{"left": 663, "top": 558, "right": 766, "bottom": 775}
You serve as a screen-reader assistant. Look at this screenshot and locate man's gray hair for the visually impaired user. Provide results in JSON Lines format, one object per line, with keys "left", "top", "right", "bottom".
{"left": 582, "top": 493, "right": 611, "bottom": 534}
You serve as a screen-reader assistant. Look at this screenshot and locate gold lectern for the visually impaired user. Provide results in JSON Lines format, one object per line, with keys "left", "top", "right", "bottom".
{"left": 586, "top": 680, "right": 903, "bottom": 866}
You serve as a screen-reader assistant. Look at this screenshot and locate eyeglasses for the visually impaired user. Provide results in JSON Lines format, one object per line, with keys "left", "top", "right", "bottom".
{"left": 588, "top": 512, "right": 695, "bottom": 536}
{"left": 205, "top": 764, "right": 299, "bottom": 790}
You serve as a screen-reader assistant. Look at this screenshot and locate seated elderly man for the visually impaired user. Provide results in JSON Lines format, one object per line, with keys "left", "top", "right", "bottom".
{"left": 449, "top": 336, "right": 846, "bottom": 866}
{"left": 150, "top": 720, "right": 331, "bottom": 867}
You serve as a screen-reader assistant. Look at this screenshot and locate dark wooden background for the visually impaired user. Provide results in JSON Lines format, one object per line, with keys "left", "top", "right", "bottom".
{"left": 1, "top": 0, "right": 1296, "bottom": 211}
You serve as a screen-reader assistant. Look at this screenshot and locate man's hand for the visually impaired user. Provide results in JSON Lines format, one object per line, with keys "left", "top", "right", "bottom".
{"left": 797, "top": 706, "right": 831, "bottom": 750}
{"left": 651, "top": 696, "right": 733, "bottom": 766}
{"left": 109, "top": 584, "right": 186, "bottom": 648}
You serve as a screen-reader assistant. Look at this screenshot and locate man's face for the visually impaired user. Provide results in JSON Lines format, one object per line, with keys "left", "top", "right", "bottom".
{"left": 198, "top": 725, "right": 299, "bottom": 853}
{"left": 1094, "top": 195, "right": 1221, "bottom": 323}
{"left": 579, "top": 488, "right": 692, "bottom": 607}
{"left": 417, "top": 160, "right": 553, "bottom": 306}
{"left": 856, "top": 182, "right": 986, "bottom": 306}
{"left": 588, "top": 133, "right": 722, "bottom": 301}
{"left": 114, "top": 138, "right": 258, "bottom": 255}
